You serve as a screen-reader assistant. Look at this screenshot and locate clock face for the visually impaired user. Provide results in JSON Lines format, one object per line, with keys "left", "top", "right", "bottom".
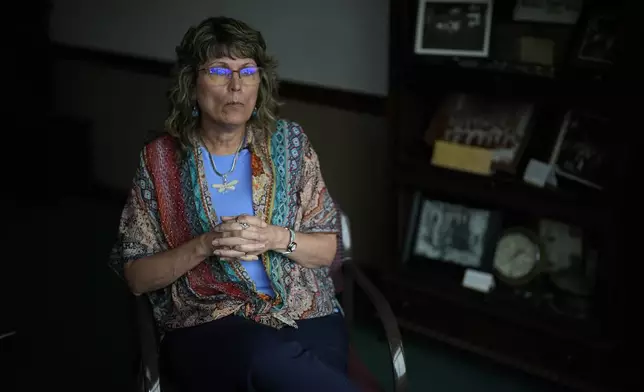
{"left": 493, "top": 232, "right": 539, "bottom": 280}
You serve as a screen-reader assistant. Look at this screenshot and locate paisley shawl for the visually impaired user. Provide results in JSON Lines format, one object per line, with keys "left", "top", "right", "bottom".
{"left": 109, "top": 119, "right": 341, "bottom": 331}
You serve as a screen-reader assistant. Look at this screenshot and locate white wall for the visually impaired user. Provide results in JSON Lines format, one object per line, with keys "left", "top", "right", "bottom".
{"left": 49, "top": 0, "right": 389, "bottom": 96}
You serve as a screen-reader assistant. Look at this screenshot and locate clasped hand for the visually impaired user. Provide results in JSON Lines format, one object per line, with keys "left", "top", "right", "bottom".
{"left": 201, "top": 215, "right": 278, "bottom": 261}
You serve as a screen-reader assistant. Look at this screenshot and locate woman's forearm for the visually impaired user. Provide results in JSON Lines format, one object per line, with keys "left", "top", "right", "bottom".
{"left": 124, "top": 237, "right": 207, "bottom": 295}
{"left": 273, "top": 228, "right": 337, "bottom": 268}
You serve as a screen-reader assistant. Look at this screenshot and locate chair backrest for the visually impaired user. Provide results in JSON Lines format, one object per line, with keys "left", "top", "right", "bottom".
{"left": 330, "top": 210, "right": 352, "bottom": 293}
{"left": 340, "top": 212, "right": 352, "bottom": 261}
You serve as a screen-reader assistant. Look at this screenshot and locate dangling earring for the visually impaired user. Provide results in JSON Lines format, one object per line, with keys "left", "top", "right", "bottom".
{"left": 252, "top": 107, "right": 258, "bottom": 117}
{"left": 191, "top": 105, "right": 199, "bottom": 118}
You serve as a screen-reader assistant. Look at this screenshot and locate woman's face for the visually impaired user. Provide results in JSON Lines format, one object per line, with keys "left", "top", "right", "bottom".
{"left": 195, "top": 56, "right": 259, "bottom": 129}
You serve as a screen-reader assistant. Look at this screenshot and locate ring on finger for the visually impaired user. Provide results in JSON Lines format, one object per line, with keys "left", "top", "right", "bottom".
{"left": 240, "top": 222, "right": 250, "bottom": 230}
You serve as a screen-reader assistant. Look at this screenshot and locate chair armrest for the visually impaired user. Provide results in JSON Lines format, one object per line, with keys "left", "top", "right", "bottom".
{"left": 344, "top": 260, "right": 408, "bottom": 392}
{"left": 133, "top": 295, "right": 161, "bottom": 392}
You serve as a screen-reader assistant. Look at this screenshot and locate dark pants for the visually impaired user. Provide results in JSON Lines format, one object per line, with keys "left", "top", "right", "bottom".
{"left": 161, "top": 312, "right": 359, "bottom": 392}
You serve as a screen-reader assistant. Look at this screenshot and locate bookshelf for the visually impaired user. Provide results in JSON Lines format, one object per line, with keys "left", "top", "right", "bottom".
{"left": 381, "top": 0, "right": 639, "bottom": 390}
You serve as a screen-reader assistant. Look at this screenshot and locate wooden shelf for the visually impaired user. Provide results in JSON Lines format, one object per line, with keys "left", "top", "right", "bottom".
{"left": 395, "top": 317, "right": 613, "bottom": 392}
{"left": 376, "top": 270, "right": 619, "bottom": 392}
{"left": 382, "top": 265, "right": 611, "bottom": 345}
{"left": 402, "top": 56, "right": 623, "bottom": 102}
{"left": 395, "top": 157, "right": 608, "bottom": 230}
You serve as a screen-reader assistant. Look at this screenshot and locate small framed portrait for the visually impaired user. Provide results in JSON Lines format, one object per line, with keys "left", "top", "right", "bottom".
{"left": 577, "top": 13, "right": 619, "bottom": 65}
{"left": 414, "top": 0, "right": 494, "bottom": 57}
{"left": 402, "top": 192, "right": 501, "bottom": 268}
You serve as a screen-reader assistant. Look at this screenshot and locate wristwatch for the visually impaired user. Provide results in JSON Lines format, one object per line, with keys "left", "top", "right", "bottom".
{"left": 283, "top": 228, "right": 297, "bottom": 254}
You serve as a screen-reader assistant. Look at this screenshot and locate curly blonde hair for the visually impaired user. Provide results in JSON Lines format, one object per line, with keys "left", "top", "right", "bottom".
{"left": 164, "top": 16, "right": 280, "bottom": 148}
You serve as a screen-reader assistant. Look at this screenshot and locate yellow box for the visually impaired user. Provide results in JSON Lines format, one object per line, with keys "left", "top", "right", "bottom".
{"left": 431, "top": 140, "right": 493, "bottom": 176}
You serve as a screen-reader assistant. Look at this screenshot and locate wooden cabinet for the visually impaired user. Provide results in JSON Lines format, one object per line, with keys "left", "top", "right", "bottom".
{"left": 382, "top": 0, "right": 640, "bottom": 390}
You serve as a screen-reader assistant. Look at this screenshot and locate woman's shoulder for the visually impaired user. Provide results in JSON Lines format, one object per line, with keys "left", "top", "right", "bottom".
{"left": 144, "top": 130, "right": 177, "bottom": 147}
{"left": 272, "top": 118, "right": 310, "bottom": 143}
{"left": 138, "top": 131, "right": 184, "bottom": 170}
{"left": 143, "top": 131, "right": 182, "bottom": 154}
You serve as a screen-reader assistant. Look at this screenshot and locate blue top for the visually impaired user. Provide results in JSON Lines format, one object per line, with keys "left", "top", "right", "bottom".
{"left": 201, "top": 146, "right": 275, "bottom": 297}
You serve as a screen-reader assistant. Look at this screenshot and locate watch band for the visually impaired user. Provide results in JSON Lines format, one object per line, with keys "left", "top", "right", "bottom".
{"left": 283, "top": 228, "right": 297, "bottom": 254}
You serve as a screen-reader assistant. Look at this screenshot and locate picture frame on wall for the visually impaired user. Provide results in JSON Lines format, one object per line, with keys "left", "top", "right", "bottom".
{"left": 414, "top": 0, "right": 494, "bottom": 58}
{"left": 402, "top": 192, "right": 502, "bottom": 269}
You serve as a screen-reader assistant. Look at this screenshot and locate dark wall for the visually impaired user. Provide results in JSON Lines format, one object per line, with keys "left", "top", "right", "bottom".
{"left": 4, "top": 2, "right": 54, "bottom": 390}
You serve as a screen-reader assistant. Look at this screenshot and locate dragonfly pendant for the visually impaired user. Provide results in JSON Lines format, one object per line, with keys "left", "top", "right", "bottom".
{"left": 212, "top": 179, "right": 239, "bottom": 193}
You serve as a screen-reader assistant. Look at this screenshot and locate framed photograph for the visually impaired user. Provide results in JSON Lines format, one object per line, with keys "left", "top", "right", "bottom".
{"left": 551, "top": 110, "right": 613, "bottom": 190}
{"left": 414, "top": 0, "right": 494, "bottom": 57}
{"left": 425, "top": 93, "right": 535, "bottom": 175}
{"left": 402, "top": 192, "right": 501, "bottom": 268}
{"left": 538, "top": 219, "right": 583, "bottom": 273}
{"left": 577, "top": 13, "right": 618, "bottom": 65}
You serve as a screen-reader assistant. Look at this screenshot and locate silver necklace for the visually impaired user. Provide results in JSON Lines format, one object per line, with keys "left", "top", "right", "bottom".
{"left": 202, "top": 133, "right": 245, "bottom": 193}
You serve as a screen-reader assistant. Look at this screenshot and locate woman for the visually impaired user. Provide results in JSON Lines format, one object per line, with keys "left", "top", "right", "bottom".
{"left": 109, "top": 16, "right": 358, "bottom": 392}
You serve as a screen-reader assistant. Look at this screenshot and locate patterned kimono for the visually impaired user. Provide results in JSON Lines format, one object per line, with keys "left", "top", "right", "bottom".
{"left": 109, "top": 119, "right": 341, "bottom": 332}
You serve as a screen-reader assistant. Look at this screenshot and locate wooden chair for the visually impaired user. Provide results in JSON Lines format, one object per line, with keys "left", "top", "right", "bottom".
{"left": 132, "top": 210, "right": 408, "bottom": 392}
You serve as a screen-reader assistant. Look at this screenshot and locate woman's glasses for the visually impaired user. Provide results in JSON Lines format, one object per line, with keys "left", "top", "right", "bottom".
{"left": 200, "top": 66, "right": 262, "bottom": 86}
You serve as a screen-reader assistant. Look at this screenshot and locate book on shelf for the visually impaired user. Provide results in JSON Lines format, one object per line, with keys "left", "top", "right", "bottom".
{"left": 425, "top": 93, "right": 535, "bottom": 176}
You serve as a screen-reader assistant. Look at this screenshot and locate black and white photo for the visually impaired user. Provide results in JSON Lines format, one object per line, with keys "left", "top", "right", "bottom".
{"left": 553, "top": 111, "right": 611, "bottom": 190}
{"left": 577, "top": 13, "right": 618, "bottom": 64}
{"left": 412, "top": 198, "right": 493, "bottom": 267}
{"left": 414, "top": 0, "right": 493, "bottom": 57}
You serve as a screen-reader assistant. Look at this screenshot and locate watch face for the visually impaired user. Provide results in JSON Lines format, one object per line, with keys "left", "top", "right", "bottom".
{"left": 287, "top": 242, "right": 297, "bottom": 252}
{"left": 493, "top": 232, "right": 539, "bottom": 280}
